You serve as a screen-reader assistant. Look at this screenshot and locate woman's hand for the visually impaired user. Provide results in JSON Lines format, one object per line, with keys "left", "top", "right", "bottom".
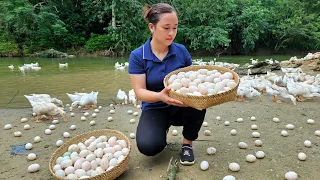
{"left": 158, "top": 87, "right": 184, "bottom": 106}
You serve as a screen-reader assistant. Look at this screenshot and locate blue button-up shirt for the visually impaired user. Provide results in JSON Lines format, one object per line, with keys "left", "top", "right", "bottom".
{"left": 128, "top": 38, "right": 192, "bottom": 110}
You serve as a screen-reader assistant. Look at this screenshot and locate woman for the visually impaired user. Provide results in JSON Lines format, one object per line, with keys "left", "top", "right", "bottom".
{"left": 128, "top": 3, "right": 206, "bottom": 165}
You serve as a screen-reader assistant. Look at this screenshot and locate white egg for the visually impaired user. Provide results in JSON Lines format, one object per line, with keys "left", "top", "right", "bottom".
{"left": 129, "top": 119, "right": 136, "bottom": 124}
{"left": 34, "top": 136, "right": 41, "bottom": 143}
{"left": 250, "top": 116, "right": 256, "bottom": 120}
{"left": 90, "top": 120, "right": 96, "bottom": 126}
{"left": 172, "top": 129, "right": 178, "bottom": 136}
{"left": 255, "top": 140, "right": 263, "bottom": 146}
{"left": 110, "top": 110, "right": 115, "bottom": 114}
{"left": 238, "top": 142, "right": 248, "bottom": 149}
{"left": 281, "top": 130, "right": 289, "bottom": 137}
{"left": 27, "top": 153, "right": 37, "bottom": 161}
{"left": 129, "top": 133, "right": 136, "bottom": 139}
{"left": 21, "top": 117, "right": 28, "bottom": 123}
{"left": 315, "top": 130, "right": 320, "bottom": 136}
{"left": 52, "top": 119, "right": 59, "bottom": 124}
{"left": 286, "top": 124, "right": 294, "bottom": 130}
{"left": 4, "top": 124, "right": 12, "bottom": 130}
{"left": 304, "top": 140, "right": 312, "bottom": 147}
{"left": 94, "top": 109, "right": 99, "bottom": 113}
{"left": 28, "top": 163, "right": 40, "bottom": 173}
{"left": 236, "top": 118, "right": 243, "bottom": 122}
{"left": 298, "top": 152, "right": 307, "bottom": 161}
{"left": 229, "top": 162, "right": 240, "bottom": 172}
{"left": 92, "top": 113, "right": 97, "bottom": 118}
{"left": 45, "top": 129, "right": 52, "bottom": 135}
{"left": 230, "top": 129, "right": 237, "bottom": 136}
{"left": 224, "top": 121, "right": 230, "bottom": 126}
{"left": 98, "top": 105, "right": 103, "bottom": 109}
{"left": 107, "top": 116, "right": 113, "bottom": 122}
{"left": 285, "top": 171, "right": 298, "bottom": 180}
{"left": 223, "top": 175, "right": 236, "bottom": 180}
{"left": 251, "top": 124, "right": 258, "bottom": 130}
{"left": 56, "top": 140, "right": 64, "bottom": 147}
{"left": 66, "top": 174, "right": 77, "bottom": 179}
{"left": 252, "top": 132, "right": 260, "bottom": 138}
{"left": 109, "top": 158, "right": 118, "bottom": 167}
{"left": 14, "top": 131, "right": 22, "bottom": 137}
{"left": 81, "top": 161, "right": 91, "bottom": 171}
{"left": 80, "top": 116, "right": 86, "bottom": 121}
{"left": 202, "top": 122, "right": 208, "bottom": 127}
{"left": 273, "top": 117, "right": 280, "bottom": 122}
{"left": 64, "top": 166, "right": 75, "bottom": 175}
{"left": 109, "top": 104, "right": 114, "bottom": 107}
{"left": 206, "top": 147, "right": 216, "bottom": 155}
{"left": 25, "top": 143, "right": 33, "bottom": 150}
{"left": 216, "top": 116, "right": 221, "bottom": 120}
{"left": 63, "top": 132, "right": 70, "bottom": 138}
{"left": 70, "top": 125, "right": 76, "bottom": 130}
{"left": 306, "top": 119, "right": 315, "bottom": 124}
{"left": 204, "top": 130, "right": 211, "bottom": 136}
{"left": 49, "top": 124, "right": 55, "bottom": 130}
{"left": 84, "top": 112, "right": 90, "bottom": 117}
{"left": 136, "top": 105, "right": 141, "bottom": 109}
{"left": 24, "top": 124, "right": 31, "bottom": 130}
{"left": 75, "top": 169, "right": 86, "bottom": 178}
{"left": 127, "top": 110, "right": 133, "bottom": 114}
{"left": 133, "top": 112, "right": 139, "bottom": 116}
{"left": 200, "top": 161, "right": 209, "bottom": 171}
{"left": 246, "top": 154, "right": 256, "bottom": 162}
{"left": 32, "top": 112, "right": 37, "bottom": 117}
{"left": 256, "top": 151, "right": 265, "bottom": 158}
{"left": 122, "top": 148, "right": 129, "bottom": 156}
{"left": 70, "top": 112, "right": 75, "bottom": 117}
{"left": 86, "top": 154, "right": 96, "bottom": 162}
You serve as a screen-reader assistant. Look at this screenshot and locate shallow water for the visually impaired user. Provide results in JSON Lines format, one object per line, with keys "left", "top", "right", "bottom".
{"left": 0, "top": 55, "right": 297, "bottom": 108}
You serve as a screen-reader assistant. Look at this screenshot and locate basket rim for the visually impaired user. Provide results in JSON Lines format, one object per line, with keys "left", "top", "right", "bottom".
{"left": 49, "top": 129, "right": 131, "bottom": 180}
{"left": 163, "top": 65, "right": 240, "bottom": 99}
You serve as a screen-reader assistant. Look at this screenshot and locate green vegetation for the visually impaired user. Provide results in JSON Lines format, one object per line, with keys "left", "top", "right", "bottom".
{"left": 0, "top": 0, "right": 319, "bottom": 57}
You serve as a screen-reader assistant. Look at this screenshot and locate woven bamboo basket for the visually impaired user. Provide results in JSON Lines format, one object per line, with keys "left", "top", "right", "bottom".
{"left": 163, "top": 65, "right": 240, "bottom": 110}
{"left": 49, "top": 129, "right": 131, "bottom": 180}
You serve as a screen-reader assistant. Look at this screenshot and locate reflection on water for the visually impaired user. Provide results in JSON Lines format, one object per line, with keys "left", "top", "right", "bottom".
{"left": 0, "top": 55, "right": 297, "bottom": 108}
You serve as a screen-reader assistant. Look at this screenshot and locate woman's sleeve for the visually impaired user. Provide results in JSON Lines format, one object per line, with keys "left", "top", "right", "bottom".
{"left": 128, "top": 53, "right": 145, "bottom": 74}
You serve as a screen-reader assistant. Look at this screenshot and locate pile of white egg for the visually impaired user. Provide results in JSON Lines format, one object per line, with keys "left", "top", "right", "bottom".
{"left": 166, "top": 69, "right": 237, "bottom": 96}
{"left": 52, "top": 135, "right": 129, "bottom": 179}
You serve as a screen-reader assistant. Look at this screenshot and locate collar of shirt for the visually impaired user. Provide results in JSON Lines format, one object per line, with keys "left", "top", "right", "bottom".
{"left": 142, "top": 38, "right": 177, "bottom": 62}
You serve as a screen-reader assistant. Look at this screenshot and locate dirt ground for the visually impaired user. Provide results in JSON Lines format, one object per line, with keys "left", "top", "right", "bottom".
{"left": 0, "top": 95, "right": 320, "bottom": 180}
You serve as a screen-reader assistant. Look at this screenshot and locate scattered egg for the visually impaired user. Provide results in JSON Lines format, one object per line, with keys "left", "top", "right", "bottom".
{"left": 273, "top": 117, "right": 280, "bottom": 123}
{"left": 98, "top": 105, "right": 103, "bottom": 109}
{"left": 109, "top": 104, "right": 114, "bottom": 107}
{"left": 304, "top": 140, "right": 312, "bottom": 147}
{"left": 204, "top": 130, "right": 212, "bottom": 136}
{"left": 34, "top": 136, "right": 41, "bottom": 143}
{"left": 94, "top": 109, "right": 99, "bottom": 113}
{"left": 127, "top": 110, "right": 133, "bottom": 114}
{"left": 32, "top": 112, "right": 37, "bottom": 117}
{"left": 281, "top": 130, "right": 289, "bottom": 137}
{"left": 129, "top": 133, "right": 136, "bottom": 139}
{"left": 4, "top": 124, "right": 12, "bottom": 130}
{"left": 28, "top": 163, "right": 40, "bottom": 173}
{"left": 298, "top": 152, "right": 307, "bottom": 161}
{"left": 14, "top": 131, "right": 22, "bottom": 137}
{"left": 129, "top": 119, "right": 136, "bottom": 124}
{"left": 252, "top": 132, "right": 260, "bottom": 138}
{"left": 24, "top": 124, "right": 31, "bottom": 130}
{"left": 255, "top": 151, "right": 265, "bottom": 158}
{"left": 27, "top": 153, "right": 37, "bottom": 161}
{"left": 255, "top": 140, "right": 263, "bottom": 146}
{"left": 236, "top": 118, "right": 243, "bottom": 122}
{"left": 90, "top": 120, "right": 96, "bottom": 126}
{"left": 224, "top": 121, "right": 230, "bottom": 126}
{"left": 80, "top": 116, "right": 86, "bottom": 121}
{"left": 63, "top": 132, "right": 70, "bottom": 138}
{"left": 229, "top": 162, "right": 240, "bottom": 172}
{"left": 70, "top": 112, "right": 75, "bottom": 117}
{"left": 70, "top": 125, "right": 76, "bottom": 130}
{"left": 49, "top": 125, "right": 56, "bottom": 130}
{"left": 133, "top": 112, "right": 139, "bottom": 116}
{"left": 52, "top": 120, "right": 59, "bottom": 124}
{"left": 56, "top": 140, "right": 63, "bottom": 147}
{"left": 25, "top": 143, "right": 33, "bottom": 150}
{"left": 84, "top": 112, "right": 89, "bottom": 117}
{"left": 250, "top": 116, "right": 256, "bottom": 121}
{"left": 223, "top": 175, "right": 236, "bottom": 180}
{"left": 315, "top": 130, "right": 320, "bottom": 136}
{"left": 246, "top": 154, "right": 256, "bottom": 162}
{"left": 107, "top": 116, "right": 113, "bottom": 122}
{"left": 200, "top": 161, "right": 209, "bottom": 171}
{"left": 202, "top": 122, "right": 208, "bottom": 127}
{"left": 21, "top": 118, "right": 28, "bottom": 123}
{"left": 230, "top": 129, "right": 237, "bottom": 136}
{"left": 206, "top": 147, "right": 216, "bottom": 155}
{"left": 216, "top": 116, "right": 221, "bottom": 120}
{"left": 285, "top": 171, "right": 298, "bottom": 180}
{"left": 286, "top": 124, "right": 294, "bottom": 130}
{"left": 45, "top": 129, "right": 52, "bottom": 135}
{"left": 238, "top": 142, "right": 248, "bottom": 149}
{"left": 306, "top": 119, "right": 315, "bottom": 124}
{"left": 251, "top": 124, "right": 258, "bottom": 130}
{"left": 92, "top": 113, "right": 97, "bottom": 118}
{"left": 110, "top": 110, "right": 115, "bottom": 114}
{"left": 136, "top": 105, "right": 141, "bottom": 109}
{"left": 172, "top": 129, "right": 178, "bottom": 136}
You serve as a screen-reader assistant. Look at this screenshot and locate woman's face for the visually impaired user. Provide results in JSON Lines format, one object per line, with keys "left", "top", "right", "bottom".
{"left": 150, "top": 12, "right": 178, "bottom": 47}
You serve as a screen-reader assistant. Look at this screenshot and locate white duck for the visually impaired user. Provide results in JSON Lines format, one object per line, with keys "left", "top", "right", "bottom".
{"left": 32, "top": 102, "right": 67, "bottom": 122}
{"left": 117, "top": 89, "right": 128, "bottom": 104}
{"left": 128, "top": 89, "right": 137, "bottom": 107}
{"left": 71, "top": 91, "right": 98, "bottom": 110}
{"left": 59, "top": 63, "right": 68, "bottom": 68}
{"left": 8, "top": 65, "right": 14, "bottom": 71}
{"left": 25, "top": 94, "right": 64, "bottom": 107}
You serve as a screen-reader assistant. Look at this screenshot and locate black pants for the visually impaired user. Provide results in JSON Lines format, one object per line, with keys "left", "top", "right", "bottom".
{"left": 136, "top": 106, "right": 206, "bottom": 156}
